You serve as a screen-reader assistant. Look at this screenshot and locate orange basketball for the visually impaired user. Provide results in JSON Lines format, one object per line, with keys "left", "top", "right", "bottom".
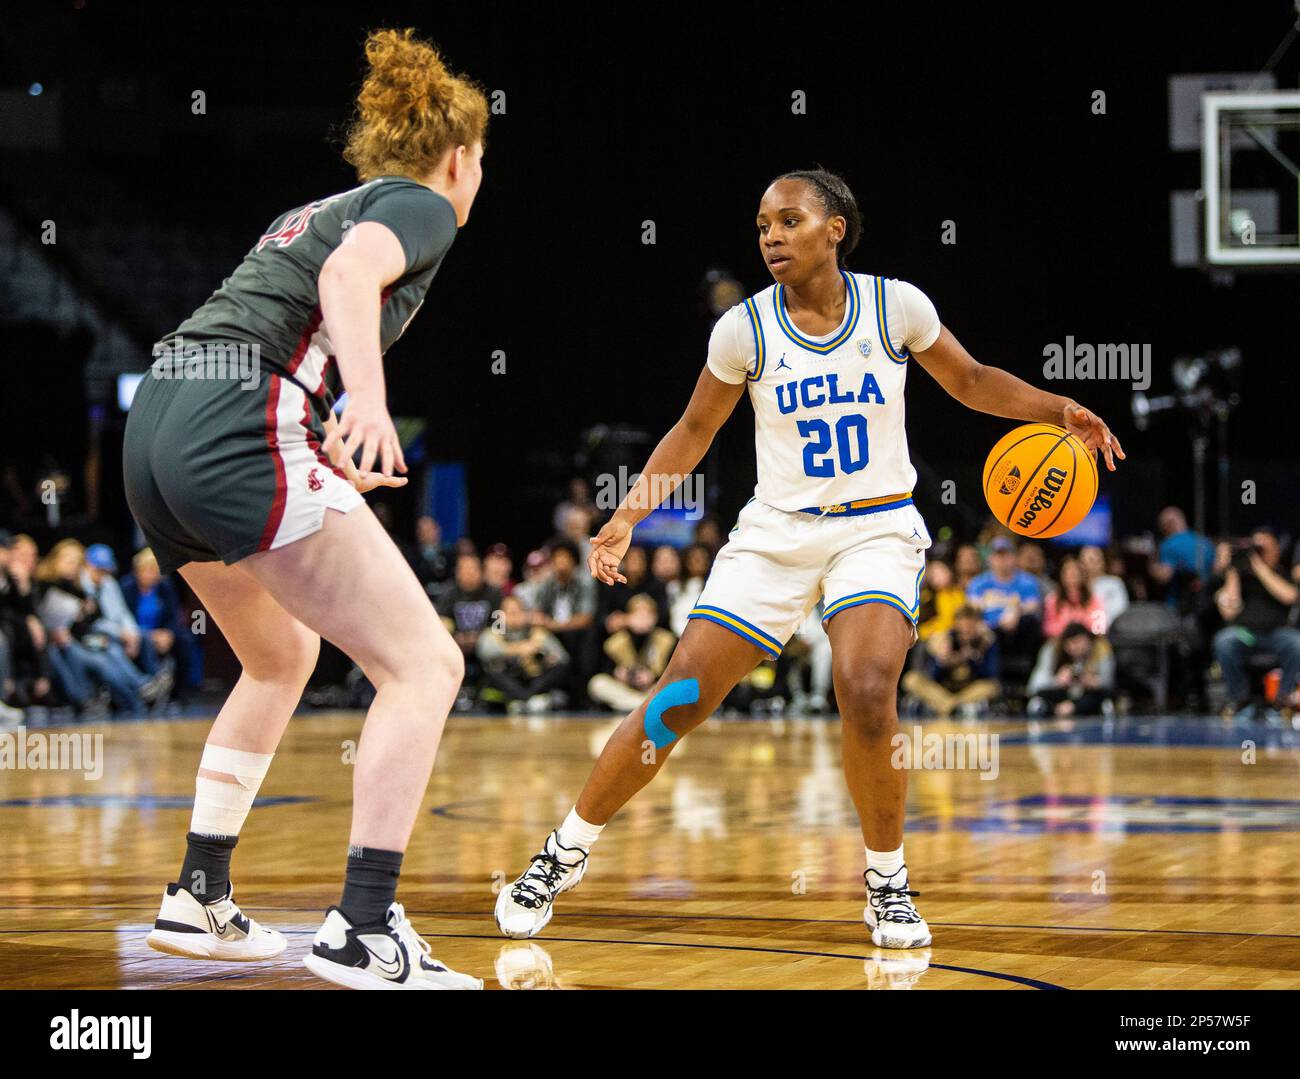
{"left": 982, "top": 423, "right": 1098, "bottom": 539}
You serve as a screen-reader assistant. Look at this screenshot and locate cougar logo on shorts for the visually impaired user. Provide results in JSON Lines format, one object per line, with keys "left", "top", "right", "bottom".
{"left": 307, "top": 467, "right": 324, "bottom": 493}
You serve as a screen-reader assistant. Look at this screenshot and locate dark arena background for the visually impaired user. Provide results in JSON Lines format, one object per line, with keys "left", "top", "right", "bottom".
{"left": 1, "top": 0, "right": 1299, "bottom": 1030}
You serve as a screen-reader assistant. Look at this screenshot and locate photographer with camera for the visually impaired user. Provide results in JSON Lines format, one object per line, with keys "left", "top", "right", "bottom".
{"left": 1213, "top": 527, "right": 1300, "bottom": 719}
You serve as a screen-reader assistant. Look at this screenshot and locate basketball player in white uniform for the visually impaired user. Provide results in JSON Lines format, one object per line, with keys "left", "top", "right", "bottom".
{"left": 496, "top": 169, "right": 1124, "bottom": 949}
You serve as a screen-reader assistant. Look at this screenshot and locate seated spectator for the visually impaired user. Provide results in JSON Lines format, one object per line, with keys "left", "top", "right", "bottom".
{"left": 0, "top": 531, "right": 23, "bottom": 723}
{"left": 483, "top": 543, "right": 516, "bottom": 597}
{"left": 597, "top": 544, "right": 666, "bottom": 635}
{"left": 553, "top": 477, "right": 595, "bottom": 534}
{"left": 1079, "top": 544, "right": 1129, "bottom": 625}
{"left": 120, "top": 548, "right": 185, "bottom": 679}
{"left": 917, "top": 558, "right": 966, "bottom": 641}
{"left": 967, "top": 536, "right": 1043, "bottom": 676}
{"left": 81, "top": 544, "right": 145, "bottom": 667}
{"left": 0, "top": 653, "right": 16, "bottom": 725}
{"left": 1017, "top": 542, "right": 1054, "bottom": 597}
{"left": 723, "top": 657, "right": 784, "bottom": 715}
{"left": 477, "top": 594, "right": 570, "bottom": 713}
{"left": 1043, "top": 556, "right": 1107, "bottom": 638}
{"left": 436, "top": 552, "right": 502, "bottom": 707}
{"left": 532, "top": 538, "right": 597, "bottom": 706}
{"left": 588, "top": 594, "right": 677, "bottom": 712}
{"left": 83, "top": 543, "right": 182, "bottom": 707}
{"left": 693, "top": 517, "right": 725, "bottom": 555}
{"left": 558, "top": 505, "right": 595, "bottom": 565}
{"left": 514, "top": 549, "right": 550, "bottom": 610}
{"left": 1114, "top": 547, "right": 1151, "bottom": 604}
{"left": 1212, "top": 528, "right": 1300, "bottom": 717}
{"left": 787, "top": 606, "right": 832, "bottom": 714}
{"left": 1027, "top": 621, "right": 1115, "bottom": 717}
{"left": 953, "top": 543, "right": 983, "bottom": 591}
{"left": 0, "top": 534, "right": 53, "bottom": 712}
{"left": 650, "top": 545, "right": 685, "bottom": 631}
{"left": 36, "top": 540, "right": 164, "bottom": 714}
{"left": 902, "top": 605, "right": 1000, "bottom": 718}
{"left": 409, "top": 515, "right": 452, "bottom": 597}
{"left": 671, "top": 544, "right": 712, "bottom": 635}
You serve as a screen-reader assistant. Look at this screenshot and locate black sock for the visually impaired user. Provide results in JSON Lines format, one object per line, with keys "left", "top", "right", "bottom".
{"left": 179, "top": 832, "right": 238, "bottom": 904}
{"left": 339, "top": 846, "right": 404, "bottom": 926}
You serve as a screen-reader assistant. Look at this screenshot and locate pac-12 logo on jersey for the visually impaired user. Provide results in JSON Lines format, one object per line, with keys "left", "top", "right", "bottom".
{"left": 856, "top": 339, "right": 872, "bottom": 358}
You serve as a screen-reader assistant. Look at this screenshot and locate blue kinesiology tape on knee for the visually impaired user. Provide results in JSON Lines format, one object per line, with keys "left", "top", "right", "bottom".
{"left": 643, "top": 677, "right": 700, "bottom": 750}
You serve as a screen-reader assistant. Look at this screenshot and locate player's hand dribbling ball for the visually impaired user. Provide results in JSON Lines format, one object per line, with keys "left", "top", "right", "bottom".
{"left": 982, "top": 423, "right": 1098, "bottom": 539}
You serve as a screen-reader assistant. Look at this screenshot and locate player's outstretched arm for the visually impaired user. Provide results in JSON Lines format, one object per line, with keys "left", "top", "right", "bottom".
{"left": 588, "top": 367, "right": 745, "bottom": 585}
{"left": 913, "top": 325, "right": 1126, "bottom": 471}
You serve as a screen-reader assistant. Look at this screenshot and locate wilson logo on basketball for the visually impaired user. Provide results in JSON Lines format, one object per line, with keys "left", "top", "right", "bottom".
{"left": 307, "top": 467, "right": 324, "bottom": 493}
{"left": 1014, "top": 466, "right": 1068, "bottom": 530}
{"left": 997, "top": 465, "right": 1022, "bottom": 496}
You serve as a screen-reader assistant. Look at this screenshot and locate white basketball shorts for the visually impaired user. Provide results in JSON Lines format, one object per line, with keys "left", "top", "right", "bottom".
{"left": 687, "top": 495, "right": 931, "bottom": 657}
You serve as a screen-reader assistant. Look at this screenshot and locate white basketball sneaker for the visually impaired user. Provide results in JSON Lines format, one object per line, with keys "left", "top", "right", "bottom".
{"left": 146, "top": 882, "right": 286, "bottom": 961}
{"left": 863, "top": 866, "right": 932, "bottom": 949}
{"left": 494, "top": 830, "right": 589, "bottom": 939}
{"left": 303, "top": 902, "right": 482, "bottom": 990}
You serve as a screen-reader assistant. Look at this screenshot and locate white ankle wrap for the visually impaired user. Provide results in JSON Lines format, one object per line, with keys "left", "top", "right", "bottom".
{"left": 191, "top": 744, "right": 273, "bottom": 836}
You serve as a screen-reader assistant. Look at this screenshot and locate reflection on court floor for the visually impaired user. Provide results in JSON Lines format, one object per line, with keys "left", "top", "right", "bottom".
{"left": 2, "top": 713, "right": 1298, "bottom": 989}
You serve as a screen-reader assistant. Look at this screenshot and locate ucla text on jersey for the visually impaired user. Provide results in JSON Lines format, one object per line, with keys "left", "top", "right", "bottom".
{"left": 737, "top": 272, "right": 919, "bottom": 515}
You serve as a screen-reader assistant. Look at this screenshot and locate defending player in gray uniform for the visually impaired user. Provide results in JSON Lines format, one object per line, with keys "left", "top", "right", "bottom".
{"left": 124, "top": 28, "right": 489, "bottom": 990}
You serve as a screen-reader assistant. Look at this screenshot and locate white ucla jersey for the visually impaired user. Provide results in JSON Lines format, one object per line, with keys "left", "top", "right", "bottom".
{"left": 706, "top": 271, "right": 942, "bottom": 514}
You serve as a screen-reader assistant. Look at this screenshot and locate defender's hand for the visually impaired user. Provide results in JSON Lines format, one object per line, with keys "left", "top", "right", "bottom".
{"left": 323, "top": 393, "right": 406, "bottom": 477}
{"left": 349, "top": 470, "right": 408, "bottom": 494}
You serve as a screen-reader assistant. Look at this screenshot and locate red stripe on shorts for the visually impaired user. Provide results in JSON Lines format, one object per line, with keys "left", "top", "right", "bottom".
{"left": 286, "top": 306, "right": 323, "bottom": 377}
{"left": 302, "top": 396, "right": 346, "bottom": 480}
{"left": 256, "top": 376, "right": 288, "bottom": 551}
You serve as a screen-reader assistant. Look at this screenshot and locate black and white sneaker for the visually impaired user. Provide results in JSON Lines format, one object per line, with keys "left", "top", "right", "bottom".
{"left": 146, "top": 882, "right": 286, "bottom": 961}
{"left": 863, "top": 866, "right": 932, "bottom": 949}
{"left": 303, "top": 902, "right": 482, "bottom": 990}
{"left": 494, "top": 830, "right": 589, "bottom": 939}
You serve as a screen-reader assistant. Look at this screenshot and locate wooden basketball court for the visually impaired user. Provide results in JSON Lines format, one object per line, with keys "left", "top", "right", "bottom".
{"left": 2, "top": 712, "right": 1298, "bottom": 989}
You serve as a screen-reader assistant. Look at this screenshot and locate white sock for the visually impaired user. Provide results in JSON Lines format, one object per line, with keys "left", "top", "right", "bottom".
{"left": 866, "top": 845, "right": 905, "bottom": 878}
{"left": 557, "top": 807, "right": 604, "bottom": 852}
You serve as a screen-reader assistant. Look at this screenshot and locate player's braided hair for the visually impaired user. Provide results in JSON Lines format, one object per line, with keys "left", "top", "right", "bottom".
{"left": 770, "top": 168, "right": 862, "bottom": 268}
{"left": 343, "top": 28, "right": 489, "bottom": 182}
